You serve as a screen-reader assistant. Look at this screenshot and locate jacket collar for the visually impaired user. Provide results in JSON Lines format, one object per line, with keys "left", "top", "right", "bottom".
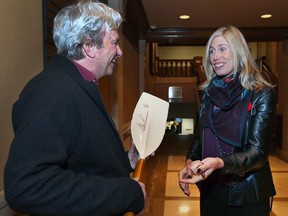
{"left": 48, "top": 55, "right": 116, "bottom": 129}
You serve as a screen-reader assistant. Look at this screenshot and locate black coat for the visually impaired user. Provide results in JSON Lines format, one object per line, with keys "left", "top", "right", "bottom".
{"left": 4, "top": 55, "right": 144, "bottom": 216}
{"left": 187, "top": 87, "right": 276, "bottom": 206}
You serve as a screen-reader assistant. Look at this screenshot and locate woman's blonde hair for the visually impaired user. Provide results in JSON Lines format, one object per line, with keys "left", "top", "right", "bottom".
{"left": 200, "top": 26, "right": 274, "bottom": 91}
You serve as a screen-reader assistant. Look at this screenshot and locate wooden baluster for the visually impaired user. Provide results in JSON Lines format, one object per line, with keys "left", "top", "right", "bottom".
{"left": 159, "top": 61, "right": 163, "bottom": 76}
{"left": 186, "top": 61, "right": 190, "bottom": 76}
{"left": 172, "top": 61, "right": 176, "bottom": 76}
{"left": 178, "top": 61, "right": 182, "bottom": 76}
{"left": 164, "top": 61, "right": 167, "bottom": 77}
{"left": 182, "top": 61, "right": 186, "bottom": 77}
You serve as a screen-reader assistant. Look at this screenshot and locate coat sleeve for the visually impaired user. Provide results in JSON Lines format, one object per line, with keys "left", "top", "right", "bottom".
{"left": 221, "top": 88, "right": 277, "bottom": 175}
{"left": 4, "top": 75, "right": 144, "bottom": 216}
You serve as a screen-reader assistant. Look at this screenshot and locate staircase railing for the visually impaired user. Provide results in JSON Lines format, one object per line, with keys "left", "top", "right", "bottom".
{"left": 257, "top": 56, "right": 278, "bottom": 86}
{"left": 152, "top": 56, "right": 203, "bottom": 77}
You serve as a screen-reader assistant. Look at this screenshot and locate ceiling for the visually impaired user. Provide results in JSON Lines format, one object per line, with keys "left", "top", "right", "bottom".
{"left": 124, "top": 0, "right": 288, "bottom": 46}
{"left": 142, "top": 0, "right": 288, "bottom": 29}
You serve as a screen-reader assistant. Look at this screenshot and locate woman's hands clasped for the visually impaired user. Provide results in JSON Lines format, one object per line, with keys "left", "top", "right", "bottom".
{"left": 178, "top": 157, "right": 224, "bottom": 196}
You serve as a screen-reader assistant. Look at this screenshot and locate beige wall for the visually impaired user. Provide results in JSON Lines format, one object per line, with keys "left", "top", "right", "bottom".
{"left": 158, "top": 46, "right": 206, "bottom": 59}
{"left": 0, "top": 0, "right": 43, "bottom": 190}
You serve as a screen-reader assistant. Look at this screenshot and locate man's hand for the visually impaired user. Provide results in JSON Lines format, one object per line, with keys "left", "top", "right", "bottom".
{"left": 132, "top": 177, "right": 146, "bottom": 215}
{"left": 128, "top": 141, "right": 139, "bottom": 169}
{"left": 128, "top": 141, "right": 156, "bottom": 169}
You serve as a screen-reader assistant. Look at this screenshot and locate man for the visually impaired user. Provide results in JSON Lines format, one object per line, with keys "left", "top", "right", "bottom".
{"left": 4, "top": 1, "right": 146, "bottom": 215}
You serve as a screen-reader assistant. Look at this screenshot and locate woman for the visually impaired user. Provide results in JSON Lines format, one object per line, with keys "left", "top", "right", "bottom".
{"left": 178, "top": 26, "right": 276, "bottom": 216}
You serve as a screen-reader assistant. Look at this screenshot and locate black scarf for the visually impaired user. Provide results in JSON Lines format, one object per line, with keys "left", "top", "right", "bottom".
{"left": 200, "top": 73, "right": 252, "bottom": 147}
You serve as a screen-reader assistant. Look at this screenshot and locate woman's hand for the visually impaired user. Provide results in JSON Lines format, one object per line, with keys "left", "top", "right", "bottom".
{"left": 180, "top": 157, "right": 224, "bottom": 184}
{"left": 178, "top": 159, "right": 193, "bottom": 196}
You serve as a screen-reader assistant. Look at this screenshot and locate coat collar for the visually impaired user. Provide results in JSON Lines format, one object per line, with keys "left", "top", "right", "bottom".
{"left": 48, "top": 55, "right": 116, "bottom": 129}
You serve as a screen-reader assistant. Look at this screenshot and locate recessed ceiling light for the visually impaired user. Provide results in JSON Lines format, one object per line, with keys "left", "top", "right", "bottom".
{"left": 261, "top": 14, "right": 272, "bottom": 19}
{"left": 180, "top": 15, "right": 190, "bottom": 20}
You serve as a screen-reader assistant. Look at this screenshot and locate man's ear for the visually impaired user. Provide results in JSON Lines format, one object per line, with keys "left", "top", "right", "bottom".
{"left": 82, "top": 43, "right": 96, "bottom": 58}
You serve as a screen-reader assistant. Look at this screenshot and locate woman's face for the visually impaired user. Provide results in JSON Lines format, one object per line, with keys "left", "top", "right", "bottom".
{"left": 209, "top": 35, "right": 234, "bottom": 77}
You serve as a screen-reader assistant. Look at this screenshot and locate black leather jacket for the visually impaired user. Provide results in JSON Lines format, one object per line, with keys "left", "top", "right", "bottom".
{"left": 187, "top": 87, "right": 276, "bottom": 206}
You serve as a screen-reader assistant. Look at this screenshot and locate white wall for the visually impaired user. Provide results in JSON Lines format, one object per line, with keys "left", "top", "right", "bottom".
{"left": 0, "top": 0, "right": 43, "bottom": 194}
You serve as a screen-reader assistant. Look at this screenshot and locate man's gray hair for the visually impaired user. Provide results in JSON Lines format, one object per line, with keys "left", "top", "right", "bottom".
{"left": 53, "top": 0, "right": 122, "bottom": 59}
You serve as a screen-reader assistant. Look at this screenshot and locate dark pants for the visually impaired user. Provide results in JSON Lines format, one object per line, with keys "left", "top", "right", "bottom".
{"left": 200, "top": 181, "right": 270, "bottom": 216}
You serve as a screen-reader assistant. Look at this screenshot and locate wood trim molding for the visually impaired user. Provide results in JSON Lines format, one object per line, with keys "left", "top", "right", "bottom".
{"left": 146, "top": 27, "right": 288, "bottom": 46}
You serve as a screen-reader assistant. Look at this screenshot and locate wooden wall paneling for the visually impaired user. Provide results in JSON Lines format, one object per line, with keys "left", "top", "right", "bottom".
{"left": 120, "top": 33, "right": 140, "bottom": 149}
